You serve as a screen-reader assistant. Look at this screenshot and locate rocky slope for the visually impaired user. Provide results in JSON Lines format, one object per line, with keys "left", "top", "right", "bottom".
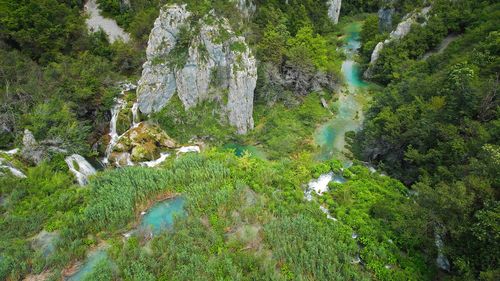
{"left": 137, "top": 4, "right": 257, "bottom": 134}
{"left": 364, "top": 6, "right": 432, "bottom": 78}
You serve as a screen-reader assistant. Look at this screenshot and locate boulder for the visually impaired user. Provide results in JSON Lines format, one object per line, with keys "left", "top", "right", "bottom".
{"left": 111, "top": 123, "right": 177, "bottom": 163}
{"left": 21, "top": 129, "right": 44, "bottom": 164}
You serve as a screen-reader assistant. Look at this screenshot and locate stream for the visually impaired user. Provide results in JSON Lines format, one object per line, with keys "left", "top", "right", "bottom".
{"left": 316, "top": 22, "right": 369, "bottom": 161}
{"left": 306, "top": 22, "right": 369, "bottom": 223}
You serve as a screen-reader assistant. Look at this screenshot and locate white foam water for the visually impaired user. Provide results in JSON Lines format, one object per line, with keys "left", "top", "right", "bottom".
{"left": 103, "top": 83, "right": 136, "bottom": 165}
{"left": 65, "top": 154, "right": 97, "bottom": 185}
{"left": 140, "top": 152, "right": 171, "bottom": 168}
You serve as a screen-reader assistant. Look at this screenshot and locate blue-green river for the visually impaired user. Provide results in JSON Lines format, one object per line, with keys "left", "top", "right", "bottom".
{"left": 316, "top": 22, "right": 369, "bottom": 161}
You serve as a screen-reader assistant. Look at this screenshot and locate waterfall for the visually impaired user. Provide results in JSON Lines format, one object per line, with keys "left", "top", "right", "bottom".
{"left": 0, "top": 158, "right": 26, "bottom": 178}
{"left": 305, "top": 172, "right": 346, "bottom": 222}
{"left": 65, "top": 154, "right": 97, "bottom": 185}
{"left": 305, "top": 172, "right": 335, "bottom": 201}
{"left": 103, "top": 83, "right": 136, "bottom": 165}
{"left": 435, "top": 226, "right": 451, "bottom": 271}
{"left": 131, "top": 102, "right": 140, "bottom": 127}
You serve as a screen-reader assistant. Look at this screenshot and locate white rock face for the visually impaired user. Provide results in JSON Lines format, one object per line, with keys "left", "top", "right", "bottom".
{"left": 364, "top": 6, "right": 432, "bottom": 78}
{"left": 138, "top": 5, "right": 191, "bottom": 114}
{"left": 233, "top": 0, "right": 256, "bottom": 18}
{"left": 327, "top": 0, "right": 342, "bottom": 24}
{"left": 137, "top": 5, "right": 257, "bottom": 134}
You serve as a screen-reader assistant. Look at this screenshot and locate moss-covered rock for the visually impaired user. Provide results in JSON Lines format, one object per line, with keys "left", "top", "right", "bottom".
{"left": 131, "top": 141, "right": 158, "bottom": 162}
{"left": 111, "top": 123, "right": 177, "bottom": 163}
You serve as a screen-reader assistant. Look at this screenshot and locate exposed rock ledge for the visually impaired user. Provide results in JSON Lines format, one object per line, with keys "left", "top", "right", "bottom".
{"left": 364, "top": 6, "right": 432, "bottom": 78}
{"left": 327, "top": 0, "right": 342, "bottom": 25}
{"left": 137, "top": 4, "right": 257, "bottom": 134}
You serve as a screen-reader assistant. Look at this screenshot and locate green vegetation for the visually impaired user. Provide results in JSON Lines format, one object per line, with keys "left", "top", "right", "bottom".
{"left": 0, "top": 0, "right": 144, "bottom": 152}
{"left": 356, "top": 0, "right": 499, "bottom": 279}
{"left": 2, "top": 149, "right": 434, "bottom": 280}
{"left": 0, "top": 1, "right": 498, "bottom": 281}
{"left": 151, "top": 95, "right": 234, "bottom": 144}
{"left": 250, "top": 93, "right": 332, "bottom": 159}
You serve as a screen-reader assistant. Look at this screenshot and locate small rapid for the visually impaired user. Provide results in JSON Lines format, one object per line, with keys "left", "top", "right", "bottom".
{"left": 65, "top": 154, "right": 97, "bottom": 185}
{"left": 0, "top": 158, "right": 26, "bottom": 178}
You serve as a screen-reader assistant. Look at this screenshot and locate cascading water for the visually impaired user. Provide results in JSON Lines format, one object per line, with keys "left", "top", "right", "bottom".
{"left": 102, "top": 83, "right": 178, "bottom": 168}
{"left": 0, "top": 157, "right": 26, "bottom": 178}
{"left": 103, "top": 83, "right": 136, "bottom": 165}
{"left": 131, "top": 102, "right": 140, "bottom": 128}
{"left": 65, "top": 154, "right": 97, "bottom": 185}
{"left": 140, "top": 152, "right": 171, "bottom": 167}
{"left": 305, "top": 171, "right": 346, "bottom": 222}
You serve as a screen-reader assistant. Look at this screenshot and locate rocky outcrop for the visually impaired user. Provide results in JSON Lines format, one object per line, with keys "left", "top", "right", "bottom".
{"left": 327, "top": 0, "right": 342, "bottom": 25}
{"left": 21, "top": 129, "right": 43, "bottom": 164}
{"left": 378, "top": 8, "right": 394, "bottom": 32}
{"left": 364, "top": 6, "right": 432, "bottom": 78}
{"left": 21, "top": 129, "right": 67, "bottom": 165}
{"left": 233, "top": 0, "right": 256, "bottom": 18}
{"left": 137, "top": 4, "right": 257, "bottom": 134}
{"left": 110, "top": 123, "right": 177, "bottom": 165}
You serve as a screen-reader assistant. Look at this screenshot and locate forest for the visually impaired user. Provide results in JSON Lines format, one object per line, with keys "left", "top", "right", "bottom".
{"left": 0, "top": 0, "right": 498, "bottom": 280}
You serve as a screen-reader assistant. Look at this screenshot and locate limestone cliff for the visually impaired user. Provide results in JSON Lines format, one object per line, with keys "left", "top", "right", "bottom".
{"left": 327, "top": 0, "right": 342, "bottom": 25}
{"left": 364, "top": 6, "right": 431, "bottom": 78}
{"left": 233, "top": 0, "right": 256, "bottom": 18}
{"left": 137, "top": 4, "right": 257, "bottom": 134}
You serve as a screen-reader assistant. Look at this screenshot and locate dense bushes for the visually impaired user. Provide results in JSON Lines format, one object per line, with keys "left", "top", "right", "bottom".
{"left": 356, "top": 0, "right": 499, "bottom": 279}
{"left": 0, "top": 156, "right": 84, "bottom": 280}
{"left": 265, "top": 215, "right": 369, "bottom": 280}
{"left": 325, "top": 167, "right": 433, "bottom": 280}
{"left": 250, "top": 93, "right": 331, "bottom": 159}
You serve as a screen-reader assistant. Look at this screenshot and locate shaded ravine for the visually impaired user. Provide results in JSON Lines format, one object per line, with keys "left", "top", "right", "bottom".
{"left": 316, "top": 22, "right": 369, "bottom": 161}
